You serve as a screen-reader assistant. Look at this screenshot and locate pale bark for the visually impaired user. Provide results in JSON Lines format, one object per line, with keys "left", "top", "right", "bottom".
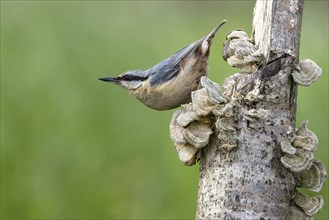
{"left": 196, "top": 0, "right": 304, "bottom": 219}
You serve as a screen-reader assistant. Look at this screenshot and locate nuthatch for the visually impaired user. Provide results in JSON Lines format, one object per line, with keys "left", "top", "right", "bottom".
{"left": 100, "top": 20, "right": 227, "bottom": 110}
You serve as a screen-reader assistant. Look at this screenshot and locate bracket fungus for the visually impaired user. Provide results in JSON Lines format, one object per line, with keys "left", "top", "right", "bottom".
{"left": 296, "top": 158, "right": 327, "bottom": 192}
{"left": 176, "top": 104, "right": 199, "bottom": 127}
{"left": 183, "top": 119, "right": 213, "bottom": 149}
{"left": 293, "top": 192, "right": 324, "bottom": 216}
{"left": 278, "top": 119, "right": 326, "bottom": 215}
{"left": 222, "top": 30, "right": 264, "bottom": 73}
{"left": 191, "top": 88, "right": 214, "bottom": 116}
{"left": 288, "top": 202, "right": 313, "bottom": 219}
{"left": 281, "top": 148, "right": 314, "bottom": 173}
{"left": 169, "top": 75, "right": 238, "bottom": 165}
{"left": 170, "top": 110, "right": 186, "bottom": 145}
{"left": 292, "top": 120, "right": 319, "bottom": 152}
{"left": 292, "top": 59, "right": 322, "bottom": 86}
{"left": 200, "top": 76, "right": 229, "bottom": 104}
{"left": 168, "top": 28, "right": 327, "bottom": 218}
{"left": 280, "top": 139, "right": 297, "bottom": 155}
{"left": 174, "top": 143, "right": 199, "bottom": 166}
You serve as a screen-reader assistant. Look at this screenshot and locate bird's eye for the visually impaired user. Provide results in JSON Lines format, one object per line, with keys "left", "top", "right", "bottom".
{"left": 122, "top": 75, "right": 134, "bottom": 81}
{"left": 121, "top": 74, "right": 148, "bottom": 81}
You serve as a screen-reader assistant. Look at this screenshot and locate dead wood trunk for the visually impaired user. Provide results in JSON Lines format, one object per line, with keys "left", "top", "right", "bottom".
{"left": 196, "top": 0, "right": 302, "bottom": 219}
{"left": 169, "top": 0, "right": 326, "bottom": 218}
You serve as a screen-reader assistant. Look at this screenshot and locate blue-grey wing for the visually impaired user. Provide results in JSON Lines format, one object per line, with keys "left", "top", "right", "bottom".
{"left": 149, "top": 58, "right": 181, "bottom": 86}
{"left": 172, "top": 39, "right": 203, "bottom": 65}
{"left": 149, "top": 40, "right": 203, "bottom": 86}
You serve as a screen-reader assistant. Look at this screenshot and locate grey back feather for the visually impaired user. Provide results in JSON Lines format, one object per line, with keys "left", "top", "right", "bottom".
{"left": 149, "top": 40, "right": 203, "bottom": 86}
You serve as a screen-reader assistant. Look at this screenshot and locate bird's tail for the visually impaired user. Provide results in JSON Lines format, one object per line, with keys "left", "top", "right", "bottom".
{"left": 172, "top": 20, "right": 227, "bottom": 64}
{"left": 205, "top": 20, "right": 227, "bottom": 41}
{"left": 199, "top": 20, "right": 227, "bottom": 56}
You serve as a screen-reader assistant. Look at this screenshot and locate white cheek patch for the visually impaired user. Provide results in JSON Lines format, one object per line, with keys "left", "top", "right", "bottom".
{"left": 121, "top": 80, "right": 143, "bottom": 90}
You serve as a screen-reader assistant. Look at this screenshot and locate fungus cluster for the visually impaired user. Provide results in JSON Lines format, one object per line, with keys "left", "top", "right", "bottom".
{"left": 169, "top": 30, "right": 326, "bottom": 217}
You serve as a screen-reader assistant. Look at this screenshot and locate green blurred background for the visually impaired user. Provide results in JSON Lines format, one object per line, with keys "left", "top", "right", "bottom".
{"left": 1, "top": 1, "right": 328, "bottom": 219}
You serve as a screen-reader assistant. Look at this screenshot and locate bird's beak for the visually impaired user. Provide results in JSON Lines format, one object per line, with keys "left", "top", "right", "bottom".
{"left": 99, "top": 77, "right": 120, "bottom": 85}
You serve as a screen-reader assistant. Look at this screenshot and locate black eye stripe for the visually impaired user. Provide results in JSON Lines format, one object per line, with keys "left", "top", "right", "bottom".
{"left": 121, "top": 75, "right": 148, "bottom": 81}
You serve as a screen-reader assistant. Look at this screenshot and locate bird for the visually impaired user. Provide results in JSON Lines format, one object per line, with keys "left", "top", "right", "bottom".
{"left": 99, "top": 20, "right": 227, "bottom": 110}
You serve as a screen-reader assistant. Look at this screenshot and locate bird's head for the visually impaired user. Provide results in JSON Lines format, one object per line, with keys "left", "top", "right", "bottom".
{"left": 99, "top": 70, "right": 149, "bottom": 91}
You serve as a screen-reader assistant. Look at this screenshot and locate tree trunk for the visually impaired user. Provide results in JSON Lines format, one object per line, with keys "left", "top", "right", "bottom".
{"left": 196, "top": 0, "right": 303, "bottom": 219}
{"left": 170, "top": 0, "right": 325, "bottom": 218}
